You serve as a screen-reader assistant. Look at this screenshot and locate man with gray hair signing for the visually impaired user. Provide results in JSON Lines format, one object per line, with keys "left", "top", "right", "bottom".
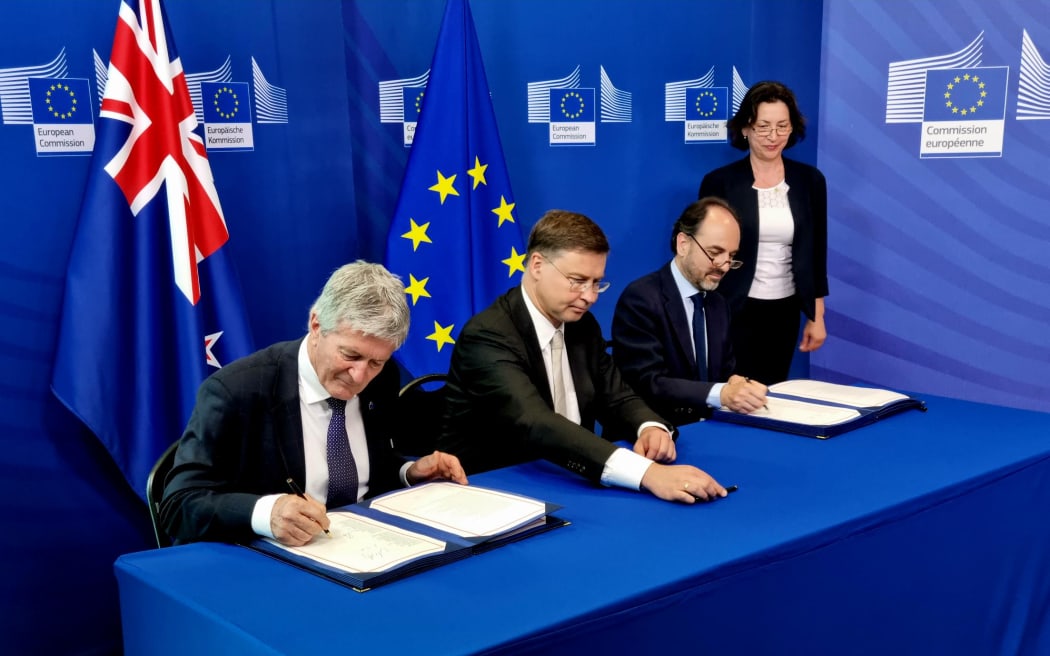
{"left": 161, "top": 261, "right": 466, "bottom": 546}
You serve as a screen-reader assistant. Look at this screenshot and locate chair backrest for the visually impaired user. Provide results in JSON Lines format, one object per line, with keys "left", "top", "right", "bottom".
{"left": 146, "top": 440, "right": 180, "bottom": 548}
{"left": 397, "top": 373, "right": 448, "bottom": 457}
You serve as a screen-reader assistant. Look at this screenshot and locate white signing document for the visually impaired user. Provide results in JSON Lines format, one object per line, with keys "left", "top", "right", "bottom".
{"left": 753, "top": 396, "right": 862, "bottom": 426}
{"left": 770, "top": 379, "right": 908, "bottom": 408}
{"left": 264, "top": 513, "right": 446, "bottom": 574}
{"left": 369, "top": 482, "right": 548, "bottom": 538}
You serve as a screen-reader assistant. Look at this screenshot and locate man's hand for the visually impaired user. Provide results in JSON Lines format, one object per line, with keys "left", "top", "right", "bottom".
{"left": 640, "top": 463, "right": 727, "bottom": 504}
{"left": 633, "top": 425, "right": 676, "bottom": 463}
{"left": 270, "top": 493, "right": 330, "bottom": 546}
{"left": 720, "top": 374, "right": 768, "bottom": 414}
{"left": 406, "top": 451, "right": 469, "bottom": 486}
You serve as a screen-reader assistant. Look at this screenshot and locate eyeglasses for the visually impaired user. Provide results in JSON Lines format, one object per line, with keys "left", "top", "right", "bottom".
{"left": 543, "top": 256, "right": 611, "bottom": 294}
{"left": 686, "top": 233, "right": 743, "bottom": 270}
{"left": 752, "top": 123, "right": 793, "bottom": 137}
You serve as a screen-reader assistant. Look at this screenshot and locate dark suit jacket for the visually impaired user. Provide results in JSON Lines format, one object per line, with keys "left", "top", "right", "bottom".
{"left": 438, "top": 287, "right": 668, "bottom": 482}
{"left": 611, "top": 262, "right": 735, "bottom": 426}
{"left": 159, "top": 339, "right": 406, "bottom": 544}
{"left": 698, "top": 156, "right": 829, "bottom": 319}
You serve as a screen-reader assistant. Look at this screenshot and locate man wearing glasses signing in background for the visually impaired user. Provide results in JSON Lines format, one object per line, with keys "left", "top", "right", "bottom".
{"left": 440, "top": 209, "right": 729, "bottom": 504}
{"left": 613, "top": 198, "right": 768, "bottom": 428}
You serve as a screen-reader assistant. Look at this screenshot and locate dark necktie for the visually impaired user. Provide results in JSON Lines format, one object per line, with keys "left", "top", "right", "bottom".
{"left": 691, "top": 292, "right": 708, "bottom": 380}
{"left": 325, "top": 397, "right": 358, "bottom": 508}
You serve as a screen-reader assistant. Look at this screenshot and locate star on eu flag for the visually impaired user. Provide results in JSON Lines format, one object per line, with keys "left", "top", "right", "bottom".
{"left": 467, "top": 156, "right": 488, "bottom": 189}
{"left": 427, "top": 321, "right": 456, "bottom": 351}
{"left": 502, "top": 246, "right": 526, "bottom": 276}
{"left": 401, "top": 218, "right": 433, "bottom": 251}
{"left": 492, "top": 195, "right": 516, "bottom": 227}
{"left": 404, "top": 274, "right": 431, "bottom": 305}
{"left": 429, "top": 170, "right": 460, "bottom": 205}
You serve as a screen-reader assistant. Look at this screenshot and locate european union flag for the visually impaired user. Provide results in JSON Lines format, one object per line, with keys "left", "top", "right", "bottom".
{"left": 201, "top": 82, "right": 251, "bottom": 123}
{"left": 686, "top": 87, "right": 728, "bottom": 121}
{"left": 549, "top": 88, "right": 596, "bottom": 123}
{"left": 923, "top": 67, "right": 1009, "bottom": 121}
{"left": 29, "top": 77, "right": 93, "bottom": 124}
{"left": 51, "top": 0, "right": 254, "bottom": 500}
{"left": 385, "top": 0, "right": 525, "bottom": 377}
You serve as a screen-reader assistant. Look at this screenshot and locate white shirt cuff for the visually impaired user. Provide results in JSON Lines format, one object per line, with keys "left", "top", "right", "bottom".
{"left": 251, "top": 494, "right": 283, "bottom": 539}
{"left": 600, "top": 447, "right": 654, "bottom": 490}
{"left": 707, "top": 382, "right": 725, "bottom": 408}
{"left": 637, "top": 421, "right": 670, "bottom": 436}
{"left": 399, "top": 461, "right": 413, "bottom": 487}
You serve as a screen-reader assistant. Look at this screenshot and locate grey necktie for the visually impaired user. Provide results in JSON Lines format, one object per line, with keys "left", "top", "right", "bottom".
{"left": 549, "top": 331, "right": 568, "bottom": 417}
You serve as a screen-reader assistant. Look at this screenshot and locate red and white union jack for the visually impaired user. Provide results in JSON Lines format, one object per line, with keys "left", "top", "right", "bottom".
{"left": 100, "top": 0, "right": 228, "bottom": 306}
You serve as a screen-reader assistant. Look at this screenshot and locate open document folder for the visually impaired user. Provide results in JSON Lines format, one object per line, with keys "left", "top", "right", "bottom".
{"left": 248, "top": 482, "right": 567, "bottom": 591}
{"left": 711, "top": 379, "right": 926, "bottom": 439}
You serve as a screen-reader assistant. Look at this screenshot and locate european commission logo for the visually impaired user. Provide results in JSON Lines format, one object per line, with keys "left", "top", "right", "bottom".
{"left": 921, "top": 67, "right": 1008, "bottom": 158}
{"left": 665, "top": 66, "right": 747, "bottom": 144}
{"left": 526, "top": 65, "right": 633, "bottom": 146}
{"left": 378, "top": 71, "right": 430, "bottom": 147}
{"left": 2, "top": 49, "right": 288, "bottom": 157}
{"left": 885, "top": 30, "right": 1050, "bottom": 158}
{"left": 549, "top": 88, "right": 595, "bottom": 145}
{"left": 201, "top": 82, "right": 253, "bottom": 151}
{"left": 29, "top": 77, "right": 95, "bottom": 156}
{"left": 402, "top": 86, "right": 426, "bottom": 145}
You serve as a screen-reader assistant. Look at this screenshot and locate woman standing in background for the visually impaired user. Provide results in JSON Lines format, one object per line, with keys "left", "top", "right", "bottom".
{"left": 698, "top": 81, "right": 828, "bottom": 385}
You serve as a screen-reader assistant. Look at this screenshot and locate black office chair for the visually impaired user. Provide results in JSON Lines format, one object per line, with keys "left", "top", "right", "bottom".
{"left": 146, "top": 440, "right": 180, "bottom": 548}
{"left": 397, "top": 373, "right": 448, "bottom": 457}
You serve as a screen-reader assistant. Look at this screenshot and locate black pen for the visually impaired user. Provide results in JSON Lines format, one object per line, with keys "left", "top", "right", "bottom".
{"left": 745, "top": 377, "right": 770, "bottom": 412}
{"left": 695, "top": 484, "right": 738, "bottom": 503}
{"left": 286, "top": 477, "right": 331, "bottom": 536}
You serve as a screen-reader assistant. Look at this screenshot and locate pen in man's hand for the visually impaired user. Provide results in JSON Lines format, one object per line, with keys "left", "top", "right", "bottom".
{"left": 695, "top": 484, "right": 738, "bottom": 503}
{"left": 286, "top": 477, "right": 331, "bottom": 536}
{"left": 745, "top": 377, "right": 770, "bottom": 412}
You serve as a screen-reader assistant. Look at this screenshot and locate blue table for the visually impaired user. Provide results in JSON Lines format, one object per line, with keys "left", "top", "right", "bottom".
{"left": 115, "top": 396, "right": 1050, "bottom": 655}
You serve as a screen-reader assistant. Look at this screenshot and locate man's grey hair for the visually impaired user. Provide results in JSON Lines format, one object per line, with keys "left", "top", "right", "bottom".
{"left": 309, "top": 261, "right": 410, "bottom": 348}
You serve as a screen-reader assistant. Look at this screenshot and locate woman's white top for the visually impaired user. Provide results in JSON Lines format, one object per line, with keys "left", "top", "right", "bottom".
{"left": 749, "top": 180, "right": 796, "bottom": 300}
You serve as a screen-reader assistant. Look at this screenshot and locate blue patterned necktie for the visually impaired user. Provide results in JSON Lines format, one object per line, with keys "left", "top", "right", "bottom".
{"left": 325, "top": 397, "right": 358, "bottom": 509}
{"left": 691, "top": 292, "right": 708, "bottom": 380}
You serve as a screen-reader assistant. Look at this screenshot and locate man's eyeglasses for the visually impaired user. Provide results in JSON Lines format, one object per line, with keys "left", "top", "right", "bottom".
{"left": 543, "top": 256, "right": 611, "bottom": 294}
{"left": 752, "top": 123, "right": 793, "bottom": 137}
{"left": 686, "top": 233, "right": 743, "bottom": 270}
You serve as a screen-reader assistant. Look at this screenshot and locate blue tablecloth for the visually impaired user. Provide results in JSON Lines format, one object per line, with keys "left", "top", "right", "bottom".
{"left": 115, "top": 396, "right": 1050, "bottom": 655}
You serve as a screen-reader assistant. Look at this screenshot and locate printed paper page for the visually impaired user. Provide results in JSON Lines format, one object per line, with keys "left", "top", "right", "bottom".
{"left": 370, "top": 482, "right": 547, "bottom": 538}
{"left": 265, "top": 512, "right": 445, "bottom": 574}
{"left": 751, "top": 396, "right": 862, "bottom": 426}
{"left": 770, "top": 379, "right": 907, "bottom": 408}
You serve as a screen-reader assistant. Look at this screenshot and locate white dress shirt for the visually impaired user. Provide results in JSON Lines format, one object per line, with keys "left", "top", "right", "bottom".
{"left": 520, "top": 284, "right": 660, "bottom": 490}
{"left": 250, "top": 339, "right": 409, "bottom": 538}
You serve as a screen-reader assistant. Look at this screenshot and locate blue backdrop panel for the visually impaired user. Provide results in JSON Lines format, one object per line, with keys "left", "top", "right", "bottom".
{"left": 0, "top": 1, "right": 821, "bottom": 653}
{"left": 0, "top": 1, "right": 364, "bottom": 653}
{"left": 346, "top": 0, "right": 823, "bottom": 329}
{"left": 817, "top": 0, "right": 1050, "bottom": 412}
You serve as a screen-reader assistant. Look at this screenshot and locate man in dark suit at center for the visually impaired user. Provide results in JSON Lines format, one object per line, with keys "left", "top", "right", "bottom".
{"left": 161, "top": 261, "right": 467, "bottom": 546}
{"left": 612, "top": 198, "right": 767, "bottom": 427}
{"left": 439, "top": 209, "right": 728, "bottom": 503}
